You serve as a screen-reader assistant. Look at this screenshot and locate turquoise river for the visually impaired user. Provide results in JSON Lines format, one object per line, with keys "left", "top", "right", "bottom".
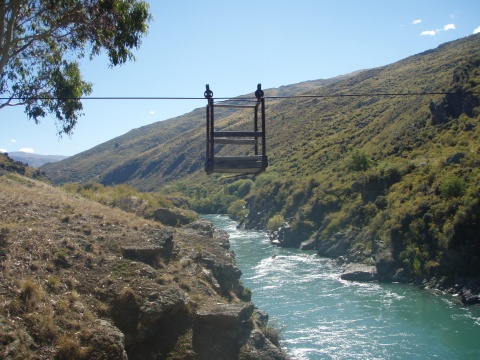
{"left": 202, "top": 214, "right": 480, "bottom": 360}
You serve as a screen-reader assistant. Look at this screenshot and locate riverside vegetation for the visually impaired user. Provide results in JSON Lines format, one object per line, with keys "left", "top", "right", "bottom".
{"left": 0, "top": 154, "right": 289, "bottom": 359}
{"left": 42, "top": 34, "right": 480, "bottom": 298}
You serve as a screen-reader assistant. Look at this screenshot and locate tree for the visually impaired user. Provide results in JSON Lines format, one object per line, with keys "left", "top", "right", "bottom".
{"left": 0, "top": 0, "right": 152, "bottom": 136}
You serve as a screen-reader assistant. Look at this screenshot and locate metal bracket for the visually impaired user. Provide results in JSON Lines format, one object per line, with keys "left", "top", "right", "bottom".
{"left": 204, "top": 84, "right": 213, "bottom": 99}
{"left": 255, "top": 83, "right": 264, "bottom": 99}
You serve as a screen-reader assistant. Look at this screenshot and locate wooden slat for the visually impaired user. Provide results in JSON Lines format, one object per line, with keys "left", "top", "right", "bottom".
{"left": 214, "top": 168, "right": 263, "bottom": 174}
{"left": 213, "top": 104, "right": 256, "bottom": 109}
{"left": 214, "top": 138, "right": 257, "bottom": 145}
{"left": 214, "top": 155, "right": 263, "bottom": 162}
{"left": 213, "top": 131, "right": 263, "bottom": 138}
{"left": 212, "top": 156, "right": 267, "bottom": 174}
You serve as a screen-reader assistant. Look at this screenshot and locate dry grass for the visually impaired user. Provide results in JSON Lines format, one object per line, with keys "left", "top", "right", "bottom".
{"left": 0, "top": 172, "right": 241, "bottom": 358}
{"left": 55, "top": 334, "right": 89, "bottom": 359}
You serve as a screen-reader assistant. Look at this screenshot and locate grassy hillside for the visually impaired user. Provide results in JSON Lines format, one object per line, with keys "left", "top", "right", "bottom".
{"left": 0, "top": 156, "right": 287, "bottom": 358}
{"left": 42, "top": 34, "right": 480, "bottom": 288}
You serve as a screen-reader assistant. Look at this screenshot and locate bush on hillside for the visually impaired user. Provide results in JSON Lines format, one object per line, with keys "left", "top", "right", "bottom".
{"left": 267, "top": 214, "right": 285, "bottom": 232}
{"left": 346, "top": 150, "right": 372, "bottom": 172}
{"left": 228, "top": 199, "right": 248, "bottom": 221}
{"left": 440, "top": 175, "right": 466, "bottom": 199}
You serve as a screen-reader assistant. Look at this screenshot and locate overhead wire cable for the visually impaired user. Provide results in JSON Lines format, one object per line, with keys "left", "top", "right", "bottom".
{"left": 0, "top": 91, "right": 479, "bottom": 102}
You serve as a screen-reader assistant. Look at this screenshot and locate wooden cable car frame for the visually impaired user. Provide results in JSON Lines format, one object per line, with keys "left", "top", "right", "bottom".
{"left": 204, "top": 84, "right": 268, "bottom": 175}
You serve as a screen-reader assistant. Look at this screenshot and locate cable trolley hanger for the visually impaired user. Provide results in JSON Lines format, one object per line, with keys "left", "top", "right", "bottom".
{"left": 204, "top": 84, "right": 268, "bottom": 175}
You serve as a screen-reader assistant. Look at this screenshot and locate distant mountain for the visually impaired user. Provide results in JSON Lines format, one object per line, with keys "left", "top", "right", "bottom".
{"left": 7, "top": 151, "right": 68, "bottom": 168}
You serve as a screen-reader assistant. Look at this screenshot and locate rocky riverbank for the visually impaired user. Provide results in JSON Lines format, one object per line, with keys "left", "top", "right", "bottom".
{"left": 0, "top": 171, "right": 289, "bottom": 359}
{"left": 268, "top": 223, "right": 480, "bottom": 306}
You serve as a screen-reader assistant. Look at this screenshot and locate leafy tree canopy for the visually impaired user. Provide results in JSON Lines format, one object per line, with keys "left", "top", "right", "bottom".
{"left": 0, "top": 0, "right": 152, "bottom": 136}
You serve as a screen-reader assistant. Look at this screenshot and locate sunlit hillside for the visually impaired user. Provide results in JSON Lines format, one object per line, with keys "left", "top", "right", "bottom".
{"left": 42, "top": 34, "right": 480, "bottom": 288}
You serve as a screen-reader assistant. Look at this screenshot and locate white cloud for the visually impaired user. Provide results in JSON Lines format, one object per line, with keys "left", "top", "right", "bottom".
{"left": 421, "top": 30, "right": 437, "bottom": 36}
{"left": 443, "top": 23, "right": 456, "bottom": 31}
{"left": 0, "top": 149, "right": 7, "bottom": 153}
{"left": 421, "top": 24, "right": 456, "bottom": 37}
{"left": 19, "top": 148, "right": 34, "bottom": 153}
{"left": 11, "top": 139, "right": 16, "bottom": 143}
{"left": 474, "top": 26, "right": 480, "bottom": 34}
{"left": 149, "top": 111, "right": 156, "bottom": 115}
{"left": 412, "top": 19, "right": 422, "bottom": 25}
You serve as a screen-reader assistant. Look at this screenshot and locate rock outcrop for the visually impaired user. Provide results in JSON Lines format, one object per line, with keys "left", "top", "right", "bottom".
{"left": 193, "top": 303, "right": 255, "bottom": 359}
{"left": 152, "top": 207, "right": 196, "bottom": 226}
{"left": 316, "top": 232, "right": 352, "bottom": 258}
{"left": 341, "top": 263, "right": 377, "bottom": 282}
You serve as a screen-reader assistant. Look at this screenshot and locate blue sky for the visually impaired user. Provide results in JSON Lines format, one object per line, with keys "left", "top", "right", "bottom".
{"left": 2, "top": 0, "right": 480, "bottom": 156}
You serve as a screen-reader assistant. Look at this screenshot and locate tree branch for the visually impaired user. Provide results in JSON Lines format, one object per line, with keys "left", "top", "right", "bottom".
{"left": 0, "top": 0, "right": 21, "bottom": 77}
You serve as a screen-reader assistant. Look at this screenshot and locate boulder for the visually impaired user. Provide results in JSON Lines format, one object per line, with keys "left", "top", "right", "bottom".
{"left": 213, "top": 227, "right": 231, "bottom": 250}
{"left": 239, "top": 329, "right": 290, "bottom": 360}
{"left": 374, "top": 249, "right": 411, "bottom": 282}
{"left": 317, "top": 232, "right": 351, "bottom": 257}
{"left": 121, "top": 244, "right": 163, "bottom": 265}
{"left": 446, "top": 152, "right": 465, "bottom": 165}
{"left": 152, "top": 207, "right": 193, "bottom": 226}
{"left": 201, "top": 256, "right": 242, "bottom": 295}
{"left": 121, "top": 229, "right": 174, "bottom": 264}
{"left": 341, "top": 263, "right": 377, "bottom": 282}
{"left": 183, "top": 219, "right": 215, "bottom": 237}
{"left": 136, "top": 286, "right": 193, "bottom": 352}
{"left": 111, "top": 286, "right": 193, "bottom": 358}
{"left": 183, "top": 220, "right": 231, "bottom": 250}
{"left": 460, "top": 290, "right": 479, "bottom": 305}
{"left": 269, "top": 221, "right": 310, "bottom": 248}
{"left": 147, "top": 228, "right": 175, "bottom": 246}
{"left": 82, "top": 320, "right": 128, "bottom": 360}
{"left": 193, "top": 303, "right": 255, "bottom": 360}
{"left": 299, "top": 238, "right": 316, "bottom": 250}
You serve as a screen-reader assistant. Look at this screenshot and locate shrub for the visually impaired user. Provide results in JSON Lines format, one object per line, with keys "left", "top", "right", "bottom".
{"left": 267, "top": 214, "right": 285, "bottom": 231}
{"left": 25, "top": 312, "right": 58, "bottom": 342}
{"left": 238, "top": 179, "right": 254, "bottom": 198}
{"left": 413, "top": 258, "right": 422, "bottom": 277}
{"left": 440, "top": 175, "right": 466, "bottom": 199}
{"left": 346, "top": 150, "right": 372, "bottom": 171}
{"left": 255, "top": 172, "right": 280, "bottom": 188}
{"left": 263, "top": 321, "right": 286, "bottom": 347}
{"left": 46, "top": 275, "right": 61, "bottom": 293}
{"left": 240, "top": 287, "right": 252, "bottom": 301}
{"left": 227, "top": 200, "right": 248, "bottom": 221}
{"left": 19, "top": 278, "right": 44, "bottom": 313}
{"left": 0, "top": 226, "right": 8, "bottom": 259}
{"left": 191, "top": 194, "right": 237, "bottom": 214}
{"left": 55, "top": 334, "right": 88, "bottom": 359}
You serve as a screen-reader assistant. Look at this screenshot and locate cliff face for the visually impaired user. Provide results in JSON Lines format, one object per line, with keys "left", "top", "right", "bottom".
{"left": 0, "top": 170, "right": 288, "bottom": 359}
